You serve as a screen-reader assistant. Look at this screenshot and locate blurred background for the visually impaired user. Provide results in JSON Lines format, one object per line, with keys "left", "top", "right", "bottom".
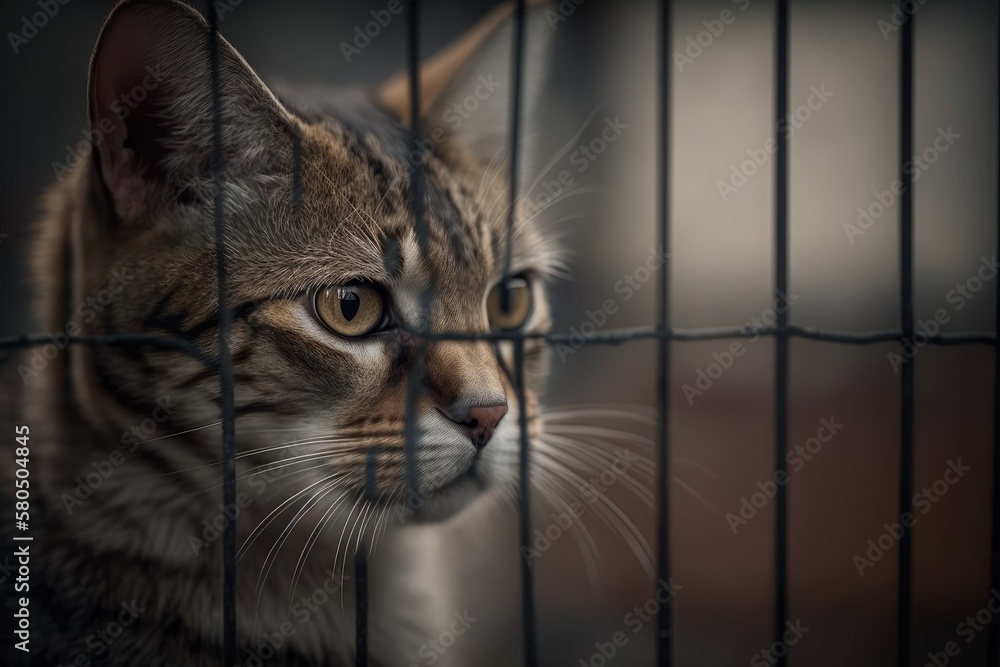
{"left": 0, "top": 0, "right": 997, "bottom": 665}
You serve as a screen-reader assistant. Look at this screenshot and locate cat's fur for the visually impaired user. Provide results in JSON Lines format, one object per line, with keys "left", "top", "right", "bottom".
{"left": 1, "top": 1, "right": 564, "bottom": 664}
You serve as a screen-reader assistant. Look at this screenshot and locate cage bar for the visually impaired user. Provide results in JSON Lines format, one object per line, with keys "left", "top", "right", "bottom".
{"left": 207, "top": 4, "right": 238, "bottom": 666}
{"left": 402, "top": 0, "right": 428, "bottom": 516}
{"left": 503, "top": 2, "right": 539, "bottom": 665}
{"left": 896, "top": 11, "right": 915, "bottom": 667}
{"left": 990, "top": 10, "right": 1000, "bottom": 667}
{"left": 773, "top": 1, "right": 789, "bottom": 665}
{"left": 515, "top": 338, "right": 538, "bottom": 666}
{"left": 0, "top": 2, "right": 994, "bottom": 665}
{"left": 655, "top": 0, "right": 673, "bottom": 665}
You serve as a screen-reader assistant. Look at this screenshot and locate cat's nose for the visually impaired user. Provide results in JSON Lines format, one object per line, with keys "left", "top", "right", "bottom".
{"left": 442, "top": 403, "right": 508, "bottom": 449}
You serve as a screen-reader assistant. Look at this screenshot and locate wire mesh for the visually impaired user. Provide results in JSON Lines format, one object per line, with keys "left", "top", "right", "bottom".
{"left": 0, "top": 1, "right": 995, "bottom": 666}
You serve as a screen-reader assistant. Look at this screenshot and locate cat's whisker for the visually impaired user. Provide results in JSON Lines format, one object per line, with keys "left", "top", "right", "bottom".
{"left": 332, "top": 493, "right": 367, "bottom": 604}
{"left": 539, "top": 435, "right": 655, "bottom": 511}
{"left": 517, "top": 101, "right": 607, "bottom": 204}
{"left": 237, "top": 474, "right": 347, "bottom": 562}
{"left": 485, "top": 187, "right": 514, "bottom": 231}
{"left": 174, "top": 447, "right": 363, "bottom": 494}
{"left": 543, "top": 432, "right": 656, "bottom": 474}
{"left": 532, "top": 446, "right": 655, "bottom": 577}
{"left": 131, "top": 420, "right": 223, "bottom": 445}
{"left": 353, "top": 499, "right": 377, "bottom": 565}
{"left": 543, "top": 412, "right": 722, "bottom": 480}
{"left": 543, "top": 431, "right": 720, "bottom": 513}
{"left": 531, "top": 469, "right": 602, "bottom": 592}
{"left": 252, "top": 479, "right": 342, "bottom": 641}
{"left": 544, "top": 404, "right": 657, "bottom": 422}
{"left": 514, "top": 185, "right": 600, "bottom": 226}
{"left": 316, "top": 169, "right": 379, "bottom": 229}
{"left": 288, "top": 487, "right": 354, "bottom": 607}
{"left": 535, "top": 210, "right": 594, "bottom": 230}
{"left": 250, "top": 480, "right": 336, "bottom": 639}
{"left": 572, "top": 433, "right": 720, "bottom": 481}
{"left": 159, "top": 440, "right": 351, "bottom": 478}
{"left": 185, "top": 464, "right": 320, "bottom": 498}
{"left": 475, "top": 144, "right": 508, "bottom": 209}
{"left": 672, "top": 476, "right": 721, "bottom": 514}
{"left": 544, "top": 423, "right": 654, "bottom": 448}
{"left": 370, "top": 491, "right": 401, "bottom": 558}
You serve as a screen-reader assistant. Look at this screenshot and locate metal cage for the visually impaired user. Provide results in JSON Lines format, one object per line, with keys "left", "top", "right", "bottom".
{"left": 1, "top": 1, "right": 998, "bottom": 666}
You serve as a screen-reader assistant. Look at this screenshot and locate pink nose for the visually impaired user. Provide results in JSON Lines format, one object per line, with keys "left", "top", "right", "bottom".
{"left": 444, "top": 403, "right": 508, "bottom": 449}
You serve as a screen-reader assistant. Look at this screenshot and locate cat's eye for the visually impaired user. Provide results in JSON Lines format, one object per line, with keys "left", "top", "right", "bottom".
{"left": 486, "top": 274, "right": 532, "bottom": 330}
{"left": 314, "top": 284, "right": 387, "bottom": 338}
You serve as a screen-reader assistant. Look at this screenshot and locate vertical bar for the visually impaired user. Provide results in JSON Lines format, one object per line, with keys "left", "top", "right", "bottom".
{"left": 515, "top": 339, "right": 538, "bottom": 666}
{"left": 655, "top": 0, "right": 673, "bottom": 665}
{"left": 354, "top": 549, "right": 368, "bottom": 667}
{"left": 403, "top": 0, "right": 428, "bottom": 514}
{"left": 989, "top": 9, "right": 1000, "bottom": 666}
{"left": 501, "top": 0, "right": 527, "bottom": 296}
{"left": 773, "top": 0, "right": 789, "bottom": 664}
{"left": 502, "top": 2, "right": 537, "bottom": 664}
{"left": 897, "top": 10, "right": 915, "bottom": 667}
{"left": 207, "top": 4, "right": 237, "bottom": 666}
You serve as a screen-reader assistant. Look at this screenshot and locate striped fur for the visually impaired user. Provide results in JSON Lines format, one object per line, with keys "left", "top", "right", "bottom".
{"left": 2, "top": 1, "right": 561, "bottom": 665}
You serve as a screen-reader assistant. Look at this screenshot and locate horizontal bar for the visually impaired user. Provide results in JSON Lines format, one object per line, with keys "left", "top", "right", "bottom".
{"left": 0, "top": 333, "right": 215, "bottom": 363}
{"left": 1, "top": 327, "right": 995, "bottom": 351}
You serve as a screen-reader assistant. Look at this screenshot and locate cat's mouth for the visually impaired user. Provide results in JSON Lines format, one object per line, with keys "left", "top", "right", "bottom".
{"left": 401, "top": 439, "right": 493, "bottom": 522}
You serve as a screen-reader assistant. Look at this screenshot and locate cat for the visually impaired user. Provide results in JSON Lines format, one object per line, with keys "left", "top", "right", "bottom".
{"left": 0, "top": 1, "right": 652, "bottom": 665}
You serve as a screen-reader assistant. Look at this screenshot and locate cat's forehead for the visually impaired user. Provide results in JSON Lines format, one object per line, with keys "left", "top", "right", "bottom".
{"left": 213, "top": 87, "right": 556, "bottom": 307}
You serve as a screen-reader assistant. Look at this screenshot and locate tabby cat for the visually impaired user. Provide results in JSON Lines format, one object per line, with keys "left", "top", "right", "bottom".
{"left": 1, "top": 1, "right": 649, "bottom": 665}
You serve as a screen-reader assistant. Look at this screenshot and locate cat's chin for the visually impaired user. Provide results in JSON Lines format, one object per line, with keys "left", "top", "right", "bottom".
{"left": 404, "top": 472, "right": 490, "bottom": 523}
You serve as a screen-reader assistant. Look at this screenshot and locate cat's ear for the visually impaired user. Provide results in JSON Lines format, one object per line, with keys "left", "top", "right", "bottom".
{"left": 88, "top": 0, "right": 293, "bottom": 223}
{"left": 377, "top": 1, "right": 554, "bottom": 162}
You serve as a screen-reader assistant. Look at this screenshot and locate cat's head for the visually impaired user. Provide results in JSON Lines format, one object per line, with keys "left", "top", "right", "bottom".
{"left": 59, "top": 0, "right": 560, "bottom": 524}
